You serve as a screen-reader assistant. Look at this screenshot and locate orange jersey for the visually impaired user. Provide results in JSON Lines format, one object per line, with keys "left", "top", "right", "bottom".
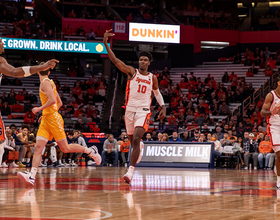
{"left": 39, "top": 78, "right": 59, "bottom": 116}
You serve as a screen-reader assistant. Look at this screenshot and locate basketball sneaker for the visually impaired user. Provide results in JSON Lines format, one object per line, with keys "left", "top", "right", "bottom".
{"left": 9, "top": 161, "right": 19, "bottom": 168}
{"left": 88, "top": 146, "right": 101, "bottom": 165}
{"left": 39, "top": 162, "right": 47, "bottom": 167}
{"left": 17, "top": 171, "right": 35, "bottom": 186}
{"left": 17, "top": 162, "right": 26, "bottom": 168}
{"left": 71, "top": 161, "right": 78, "bottom": 167}
{"left": 2, "top": 162, "right": 8, "bottom": 168}
{"left": 87, "top": 160, "right": 96, "bottom": 166}
{"left": 136, "top": 141, "right": 145, "bottom": 164}
{"left": 123, "top": 172, "right": 133, "bottom": 184}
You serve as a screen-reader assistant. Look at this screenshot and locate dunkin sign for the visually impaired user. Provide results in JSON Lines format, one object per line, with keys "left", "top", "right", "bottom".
{"left": 129, "top": 23, "right": 180, "bottom": 44}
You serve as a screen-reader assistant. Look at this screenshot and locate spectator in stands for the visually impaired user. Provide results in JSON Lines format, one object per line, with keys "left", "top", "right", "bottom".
{"left": 14, "top": 27, "right": 23, "bottom": 38}
{"left": 134, "top": 13, "right": 143, "bottom": 22}
{"left": 77, "top": 26, "right": 86, "bottom": 36}
{"left": 222, "top": 72, "right": 229, "bottom": 83}
{"left": 75, "top": 118, "right": 86, "bottom": 131}
{"left": 23, "top": 25, "right": 32, "bottom": 38}
{"left": 158, "top": 119, "right": 166, "bottom": 133}
{"left": 151, "top": 130, "right": 158, "bottom": 141}
{"left": 120, "top": 136, "right": 130, "bottom": 167}
{"left": 97, "top": 11, "right": 105, "bottom": 20}
{"left": 169, "top": 131, "right": 182, "bottom": 142}
{"left": 12, "top": 100, "right": 23, "bottom": 113}
{"left": 215, "top": 126, "right": 224, "bottom": 140}
{"left": 36, "top": 29, "right": 44, "bottom": 39}
{"left": 264, "top": 66, "right": 273, "bottom": 77}
{"left": 204, "top": 74, "right": 211, "bottom": 84}
{"left": 243, "top": 132, "right": 258, "bottom": 170}
{"left": 2, "top": 23, "right": 12, "bottom": 35}
{"left": 229, "top": 72, "right": 237, "bottom": 82}
{"left": 161, "top": 133, "right": 169, "bottom": 141}
{"left": 267, "top": 56, "right": 276, "bottom": 69}
{"left": 72, "top": 83, "right": 82, "bottom": 99}
{"left": 46, "top": 29, "right": 54, "bottom": 39}
{"left": 162, "top": 67, "right": 170, "bottom": 76}
{"left": 24, "top": 112, "right": 34, "bottom": 125}
{"left": 102, "top": 134, "right": 118, "bottom": 166}
{"left": 95, "top": 25, "right": 104, "bottom": 37}
{"left": 159, "top": 75, "right": 169, "bottom": 88}
{"left": 264, "top": 47, "right": 270, "bottom": 58}
{"left": 258, "top": 135, "right": 273, "bottom": 169}
{"left": 126, "top": 13, "right": 134, "bottom": 22}
{"left": 64, "top": 113, "right": 74, "bottom": 128}
{"left": 181, "top": 131, "right": 189, "bottom": 141}
{"left": 145, "top": 133, "right": 153, "bottom": 141}
{"left": 232, "top": 136, "right": 245, "bottom": 169}
{"left": 179, "top": 78, "right": 188, "bottom": 89}
{"left": 26, "top": 91, "right": 37, "bottom": 104}
{"left": 68, "top": 64, "right": 77, "bottom": 77}
{"left": 16, "top": 91, "right": 24, "bottom": 103}
{"left": 81, "top": 7, "right": 88, "bottom": 17}
{"left": 61, "top": 83, "right": 70, "bottom": 93}
{"left": 65, "top": 25, "right": 73, "bottom": 36}
{"left": 106, "top": 12, "right": 114, "bottom": 20}
{"left": 68, "top": 9, "right": 77, "bottom": 18}
{"left": 198, "top": 133, "right": 206, "bottom": 142}
{"left": 86, "top": 29, "right": 95, "bottom": 40}
{"left": 12, "top": 78, "right": 22, "bottom": 86}
{"left": 195, "top": 112, "right": 205, "bottom": 126}
{"left": 234, "top": 53, "right": 241, "bottom": 64}
{"left": 246, "top": 68, "right": 254, "bottom": 77}
{"left": 74, "top": 105, "right": 85, "bottom": 118}
{"left": 143, "top": 11, "right": 152, "bottom": 20}
{"left": 218, "top": 101, "right": 230, "bottom": 115}
{"left": 1, "top": 102, "right": 11, "bottom": 116}
{"left": 157, "top": 133, "right": 163, "bottom": 141}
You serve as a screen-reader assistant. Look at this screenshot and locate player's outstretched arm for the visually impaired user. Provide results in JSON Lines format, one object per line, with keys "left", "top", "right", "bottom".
{"left": 0, "top": 57, "right": 59, "bottom": 78}
{"left": 261, "top": 93, "right": 273, "bottom": 117}
{"left": 103, "top": 29, "right": 134, "bottom": 78}
{"left": 152, "top": 75, "right": 166, "bottom": 120}
{"left": 32, "top": 80, "right": 56, "bottom": 114}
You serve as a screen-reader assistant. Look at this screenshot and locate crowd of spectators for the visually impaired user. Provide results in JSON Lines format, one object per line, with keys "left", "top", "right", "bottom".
{"left": 0, "top": 67, "right": 107, "bottom": 133}
{"left": 0, "top": 3, "right": 55, "bottom": 39}
{"left": 67, "top": 8, "right": 117, "bottom": 20}
{"left": 169, "top": 2, "right": 239, "bottom": 29}
{"left": 64, "top": 24, "right": 106, "bottom": 39}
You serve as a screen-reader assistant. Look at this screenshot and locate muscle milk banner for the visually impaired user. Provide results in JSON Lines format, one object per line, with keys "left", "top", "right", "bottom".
{"left": 141, "top": 142, "right": 212, "bottom": 163}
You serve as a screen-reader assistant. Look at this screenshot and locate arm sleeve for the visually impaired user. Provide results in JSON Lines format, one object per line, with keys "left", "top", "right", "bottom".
{"left": 153, "top": 89, "right": 165, "bottom": 107}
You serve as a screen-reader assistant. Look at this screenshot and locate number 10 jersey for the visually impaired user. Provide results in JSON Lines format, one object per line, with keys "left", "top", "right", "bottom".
{"left": 125, "top": 69, "right": 153, "bottom": 113}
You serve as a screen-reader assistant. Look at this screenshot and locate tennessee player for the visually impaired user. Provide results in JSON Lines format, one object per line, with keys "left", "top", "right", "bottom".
{"left": 104, "top": 29, "right": 166, "bottom": 184}
{"left": 17, "top": 63, "right": 101, "bottom": 185}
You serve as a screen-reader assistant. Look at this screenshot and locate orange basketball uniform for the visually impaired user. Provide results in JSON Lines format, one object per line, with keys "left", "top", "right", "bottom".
{"left": 36, "top": 78, "right": 66, "bottom": 141}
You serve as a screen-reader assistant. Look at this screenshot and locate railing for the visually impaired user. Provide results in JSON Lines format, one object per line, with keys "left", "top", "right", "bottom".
{"left": 252, "top": 88, "right": 261, "bottom": 105}
{"left": 192, "top": 21, "right": 240, "bottom": 30}
{"left": 109, "top": 73, "right": 119, "bottom": 130}
{"left": 263, "top": 79, "right": 271, "bottom": 97}
{"left": 242, "top": 96, "right": 251, "bottom": 111}
{"left": 232, "top": 105, "right": 242, "bottom": 118}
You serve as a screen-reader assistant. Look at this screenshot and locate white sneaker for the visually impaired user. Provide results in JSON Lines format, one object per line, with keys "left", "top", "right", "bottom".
{"left": 254, "top": 167, "right": 258, "bottom": 170}
{"left": 88, "top": 146, "right": 101, "bottom": 165}
{"left": 39, "top": 163, "right": 47, "bottom": 167}
{"left": 136, "top": 141, "right": 145, "bottom": 164}
{"left": 57, "top": 163, "right": 64, "bottom": 167}
{"left": 17, "top": 171, "right": 35, "bottom": 186}
{"left": 9, "top": 162, "right": 19, "bottom": 168}
{"left": 2, "top": 162, "right": 8, "bottom": 168}
{"left": 71, "top": 161, "right": 78, "bottom": 167}
{"left": 87, "top": 160, "right": 96, "bottom": 166}
{"left": 244, "top": 166, "right": 248, "bottom": 170}
{"left": 123, "top": 171, "right": 133, "bottom": 184}
{"left": 63, "top": 162, "right": 71, "bottom": 167}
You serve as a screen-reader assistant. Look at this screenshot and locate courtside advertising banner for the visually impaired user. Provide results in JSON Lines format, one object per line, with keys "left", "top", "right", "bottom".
{"left": 141, "top": 142, "right": 212, "bottom": 163}
{"left": 1, "top": 37, "right": 109, "bottom": 54}
{"left": 129, "top": 23, "right": 180, "bottom": 43}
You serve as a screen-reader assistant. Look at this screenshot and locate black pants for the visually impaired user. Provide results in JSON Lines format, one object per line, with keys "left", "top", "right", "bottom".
{"left": 3, "top": 148, "right": 9, "bottom": 162}
{"left": 234, "top": 151, "right": 244, "bottom": 164}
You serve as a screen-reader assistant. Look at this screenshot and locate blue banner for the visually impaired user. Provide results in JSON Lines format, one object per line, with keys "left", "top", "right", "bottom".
{"left": 1, "top": 37, "right": 109, "bottom": 54}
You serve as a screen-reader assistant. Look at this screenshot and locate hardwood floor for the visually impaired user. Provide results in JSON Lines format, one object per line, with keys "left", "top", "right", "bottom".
{"left": 0, "top": 167, "right": 279, "bottom": 220}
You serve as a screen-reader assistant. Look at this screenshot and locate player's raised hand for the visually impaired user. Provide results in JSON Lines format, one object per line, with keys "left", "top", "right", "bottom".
{"left": 43, "top": 59, "right": 59, "bottom": 70}
{"left": 103, "top": 29, "right": 115, "bottom": 42}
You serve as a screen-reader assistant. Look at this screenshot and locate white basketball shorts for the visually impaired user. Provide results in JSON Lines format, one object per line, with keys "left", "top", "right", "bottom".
{"left": 125, "top": 110, "right": 151, "bottom": 135}
{"left": 269, "top": 125, "right": 280, "bottom": 152}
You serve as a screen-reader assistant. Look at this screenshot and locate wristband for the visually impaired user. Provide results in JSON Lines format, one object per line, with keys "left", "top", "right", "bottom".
{"left": 22, "top": 66, "right": 31, "bottom": 77}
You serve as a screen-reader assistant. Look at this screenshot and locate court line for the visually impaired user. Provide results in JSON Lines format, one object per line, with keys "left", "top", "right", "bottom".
{"left": 0, "top": 205, "right": 112, "bottom": 220}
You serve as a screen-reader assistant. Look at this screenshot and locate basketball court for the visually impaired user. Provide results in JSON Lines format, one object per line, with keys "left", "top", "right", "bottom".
{"left": 0, "top": 167, "right": 279, "bottom": 220}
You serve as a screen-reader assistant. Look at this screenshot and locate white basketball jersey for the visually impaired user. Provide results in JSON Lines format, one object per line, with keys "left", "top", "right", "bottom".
{"left": 269, "top": 90, "right": 280, "bottom": 125}
{"left": 125, "top": 69, "right": 153, "bottom": 113}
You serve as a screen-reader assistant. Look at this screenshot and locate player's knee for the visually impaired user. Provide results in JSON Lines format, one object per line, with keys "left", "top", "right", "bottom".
{"left": 132, "top": 137, "right": 141, "bottom": 148}
{"left": 276, "top": 151, "right": 280, "bottom": 158}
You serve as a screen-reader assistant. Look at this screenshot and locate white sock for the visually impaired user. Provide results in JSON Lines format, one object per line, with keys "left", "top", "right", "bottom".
{"left": 128, "top": 166, "right": 135, "bottom": 175}
{"left": 30, "top": 167, "right": 38, "bottom": 179}
{"left": 22, "top": 158, "right": 26, "bottom": 162}
{"left": 62, "top": 159, "right": 65, "bottom": 163}
{"left": 84, "top": 147, "right": 91, "bottom": 154}
{"left": 26, "top": 158, "right": 30, "bottom": 163}
{"left": 59, "top": 160, "right": 62, "bottom": 164}
{"left": 44, "top": 159, "right": 48, "bottom": 164}
{"left": 68, "top": 158, "right": 71, "bottom": 163}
